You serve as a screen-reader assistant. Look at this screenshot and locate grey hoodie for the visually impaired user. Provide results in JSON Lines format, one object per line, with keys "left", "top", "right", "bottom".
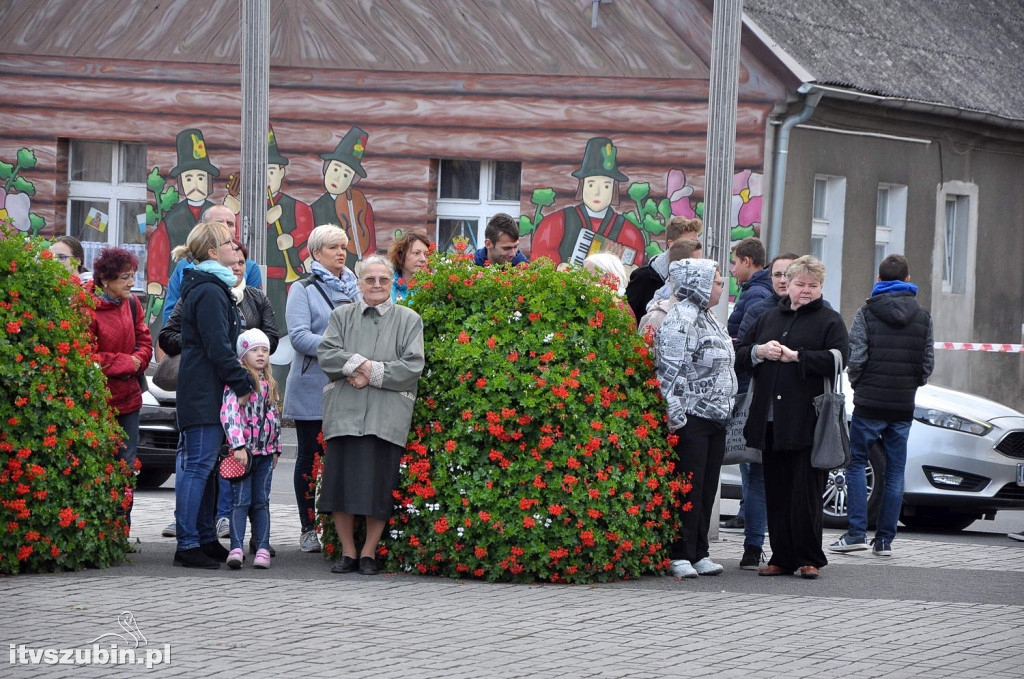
{"left": 654, "top": 259, "right": 737, "bottom": 431}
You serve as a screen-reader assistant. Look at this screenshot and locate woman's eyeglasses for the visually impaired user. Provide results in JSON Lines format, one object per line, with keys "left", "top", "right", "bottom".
{"left": 55, "top": 254, "right": 72, "bottom": 261}
{"left": 361, "top": 276, "right": 391, "bottom": 286}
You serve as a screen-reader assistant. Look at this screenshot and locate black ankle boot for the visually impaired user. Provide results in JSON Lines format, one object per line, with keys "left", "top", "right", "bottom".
{"left": 200, "top": 540, "right": 229, "bottom": 562}
{"left": 173, "top": 547, "right": 220, "bottom": 569}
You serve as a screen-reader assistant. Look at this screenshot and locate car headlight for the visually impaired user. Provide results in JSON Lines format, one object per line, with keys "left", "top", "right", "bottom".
{"left": 914, "top": 407, "right": 992, "bottom": 436}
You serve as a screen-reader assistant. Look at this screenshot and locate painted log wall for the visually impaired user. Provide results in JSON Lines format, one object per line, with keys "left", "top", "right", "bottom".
{"left": 0, "top": 54, "right": 773, "bottom": 254}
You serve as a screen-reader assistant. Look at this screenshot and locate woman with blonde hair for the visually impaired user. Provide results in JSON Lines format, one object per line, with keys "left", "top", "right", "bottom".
{"left": 172, "top": 220, "right": 254, "bottom": 569}
{"left": 284, "top": 224, "right": 361, "bottom": 553}
{"left": 736, "top": 255, "right": 849, "bottom": 579}
{"left": 583, "top": 252, "right": 628, "bottom": 296}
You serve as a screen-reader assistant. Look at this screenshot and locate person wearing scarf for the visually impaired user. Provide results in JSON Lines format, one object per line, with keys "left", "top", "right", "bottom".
{"left": 171, "top": 221, "right": 253, "bottom": 569}
{"left": 284, "top": 225, "right": 361, "bottom": 554}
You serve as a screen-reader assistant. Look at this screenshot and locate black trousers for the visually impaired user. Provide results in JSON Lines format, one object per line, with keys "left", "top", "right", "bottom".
{"left": 669, "top": 416, "right": 726, "bottom": 563}
{"left": 762, "top": 424, "right": 828, "bottom": 569}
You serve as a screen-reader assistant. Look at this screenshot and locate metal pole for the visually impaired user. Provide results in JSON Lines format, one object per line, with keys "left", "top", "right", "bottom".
{"left": 704, "top": 0, "right": 744, "bottom": 323}
{"left": 240, "top": 0, "right": 270, "bottom": 271}
{"left": 704, "top": 0, "right": 744, "bottom": 542}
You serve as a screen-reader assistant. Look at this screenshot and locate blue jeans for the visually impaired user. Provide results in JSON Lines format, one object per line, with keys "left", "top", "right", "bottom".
{"left": 216, "top": 475, "right": 232, "bottom": 521}
{"left": 846, "top": 416, "right": 912, "bottom": 543}
{"left": 174, "top": 425, "right": 223, "bottom": 551}
{"left": 115, "top": 410, "right": 140, "bottom": 526}
{"left": 229, "top": 455, "right": 274, "bottom": 551}
{"left": 741, "top": 461, "right": 767, "bottom": 548}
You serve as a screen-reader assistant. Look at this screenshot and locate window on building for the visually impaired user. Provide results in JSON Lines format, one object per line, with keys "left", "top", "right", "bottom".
{"left": 943, "top": 195, "right": 969, "bottom": 294}
{"left": 435, "top": 160, "right": 521, "bottom": 253}
{"left": 67, "top": 140, "right": 149, "bottom": 289}
{"left": 812, "top": 177, "right": 829, "bottom": 220}
{"left": 875, "top": 183, "right": 907, "bottom": 273}
{"left": 811, "top": 174, "right": 846, "bottom": 312}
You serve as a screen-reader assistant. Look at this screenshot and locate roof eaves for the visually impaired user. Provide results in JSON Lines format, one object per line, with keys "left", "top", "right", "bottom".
{"left": 806, "top": 83, "right": 1024, "bottom": 131}
{"left": 741, "top": 11, "right": 815, "bottom": 85}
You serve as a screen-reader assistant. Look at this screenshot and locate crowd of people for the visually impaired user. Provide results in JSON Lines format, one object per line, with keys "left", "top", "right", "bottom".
{"left": 55, "top": 208, "right": 936, "bottom": 578}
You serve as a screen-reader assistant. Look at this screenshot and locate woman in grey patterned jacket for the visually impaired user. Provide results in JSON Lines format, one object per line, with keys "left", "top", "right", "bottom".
{"left": 655, "top": 258, "right": 736, "bottom": 579}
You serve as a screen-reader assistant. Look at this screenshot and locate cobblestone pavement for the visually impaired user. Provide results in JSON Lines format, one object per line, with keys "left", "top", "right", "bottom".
{"left": 3, "top": 495, "right": 1022, "bottom": 678}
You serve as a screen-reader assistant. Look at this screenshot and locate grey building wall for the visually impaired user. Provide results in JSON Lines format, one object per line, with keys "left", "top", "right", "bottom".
{"left": 777, "top": 100, "right": 1024, "bottom": 410}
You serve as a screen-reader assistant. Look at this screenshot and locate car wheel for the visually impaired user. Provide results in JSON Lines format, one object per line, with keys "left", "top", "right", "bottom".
{"left": 898, "top": 507, "right": 979, "bottom": 532}
{"left": 822, "top": 442, "right": 885, "bottom": 529}
{"left": 136, "top": 468, "right": 173, "bottom": 489}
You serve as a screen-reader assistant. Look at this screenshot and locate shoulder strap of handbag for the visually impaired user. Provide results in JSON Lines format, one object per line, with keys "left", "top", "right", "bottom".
{"left": 128, "top": 294, "right": 141, "bottom": 351}
{"left": 300, "top": 274, "right": 335, "bottom": 310}
{"left": 824, "top": 348, "right": 844, "bottom": 395}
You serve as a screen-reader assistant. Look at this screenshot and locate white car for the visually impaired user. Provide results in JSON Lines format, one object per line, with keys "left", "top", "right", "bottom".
{"left": 721, "top": 377, "right": 1024, "bottom": 531}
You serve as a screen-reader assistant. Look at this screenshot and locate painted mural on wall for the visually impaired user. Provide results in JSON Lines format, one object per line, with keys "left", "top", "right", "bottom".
{"left": 0, "top": 148, "right": 45, "bottom": 236}
{"left": 525, "top": 137, "right": 651, "bottom": 267}
{"left": 519, "top": 136, "right": 765, "bottom": 280}
{"left": 309, "top": 126, "right": 376, "bottom": 270}
{"left": 145, "top": 128, "right": 219, "bottom": 312}
{"left": 140, "top": 125, "right": 377, "bottom": 341}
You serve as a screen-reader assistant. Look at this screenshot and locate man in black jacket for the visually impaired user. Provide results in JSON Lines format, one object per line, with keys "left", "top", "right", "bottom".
{"left": 625, "top": 216, "right": 701, "bottom": 320}
{"left": 829, "top": 254, "right": 933, "bottom": 557}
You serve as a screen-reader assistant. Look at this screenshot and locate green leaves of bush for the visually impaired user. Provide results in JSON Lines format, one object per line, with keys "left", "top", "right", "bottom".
{"left": 375, "top": 251, "right": 684, "bottom": 583}
{"left": 0, "top": 223, "right": 132, "bottom": 574}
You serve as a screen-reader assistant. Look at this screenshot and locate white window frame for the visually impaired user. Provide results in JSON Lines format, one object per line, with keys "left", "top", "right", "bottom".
{"left": 811, "top": 174, "right": 846, "bottom": 312}
{"left": 875, "top": 183, "right": 907, "bottom": 272}
{"left": 942, "top": 194, "right": 970, "bottom": 294}
{"left": 435, "top": 160, "right": 521, "bottom": 250}
{"left": 67, "top": 140, "right": 148, "bottom": 289}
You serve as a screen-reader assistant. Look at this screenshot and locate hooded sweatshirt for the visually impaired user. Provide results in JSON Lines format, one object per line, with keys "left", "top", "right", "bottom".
{"left": 654, "top": 259, "right": 737, "bottom": 431}
{"left": 848, "top": 282, "right": 934, "bottom": 421}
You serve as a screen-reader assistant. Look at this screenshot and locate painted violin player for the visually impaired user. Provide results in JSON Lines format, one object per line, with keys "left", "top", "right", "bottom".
{"left": 310, "top": 126, "right": 376, "bottom": 270}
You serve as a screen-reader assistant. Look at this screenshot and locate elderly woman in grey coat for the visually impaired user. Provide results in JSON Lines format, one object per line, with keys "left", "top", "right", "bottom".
{"left": 318, "top": 255, "right": 425, "bottom": 576}
{"left": 283, "top": 224, "right": 360, "bottom": 553}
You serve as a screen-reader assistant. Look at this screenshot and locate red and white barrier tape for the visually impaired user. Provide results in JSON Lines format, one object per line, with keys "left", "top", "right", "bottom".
{"left": 935, "top": 342, "right": 1024, "bottom": 353}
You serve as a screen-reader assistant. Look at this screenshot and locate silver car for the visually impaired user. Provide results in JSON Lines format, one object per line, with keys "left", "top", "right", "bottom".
{"left": 721, "top": 378, "right": 1024, "bottom": 531}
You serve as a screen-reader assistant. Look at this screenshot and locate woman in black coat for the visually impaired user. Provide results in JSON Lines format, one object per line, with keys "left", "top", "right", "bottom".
{"left": 171, "top": 221, "right": 254, "bottom": 569}
{"left": 160, "top": 240, "right": 279, "bottom": 356}
{"left": 736, "top": 255, "right": 848, "bottom": 579}
{"left": 158, "top": 240, "right": 279, "bottom": 548}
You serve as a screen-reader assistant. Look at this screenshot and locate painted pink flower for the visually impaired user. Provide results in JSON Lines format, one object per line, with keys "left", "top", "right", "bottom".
{"left": 666, "top": 169, "right": 697, "bottom": 219}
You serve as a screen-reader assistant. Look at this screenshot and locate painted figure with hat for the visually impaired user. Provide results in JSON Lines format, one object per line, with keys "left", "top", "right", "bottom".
{"left": 310, "top": 126, "right": 376, "bottom": 270}
{"left": 146, "top": 128, "right": 220, "bottom": 296}
{"left": 262, "top": 125, "right": 314, "bottom": 335}
{"left": 531, "top": 137, "right": 646, "bottom": 268}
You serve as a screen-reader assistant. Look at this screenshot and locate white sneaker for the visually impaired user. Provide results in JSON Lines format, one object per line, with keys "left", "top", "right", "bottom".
{"left": 692, "top": 557, "right": 724, "bottom": 575}
{"left": 216, "top": 517, "right": 230, "bottom": 539}
{"left": 669, "top": 559, "right": 698, "bottom": 578}
{"left": 299, "top": 529, "right": 322, "bottom": 553}
{"left": 1008, "top": 530, "right": 1024, "bottom": 542}
{"left": 161, "top": 522, "right": 176, "bottom": 538}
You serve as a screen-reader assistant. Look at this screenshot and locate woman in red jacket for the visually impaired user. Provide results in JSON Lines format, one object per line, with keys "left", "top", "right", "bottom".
{"left": 88, "top": 247, "right": 153, "bottom": 526}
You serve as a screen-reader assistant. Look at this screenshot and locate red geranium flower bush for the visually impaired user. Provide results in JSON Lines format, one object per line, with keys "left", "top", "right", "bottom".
{"left": 317, "top": 248, "right": 686, "bottom": 583}
{"left": 0, "top": 223, "right": 131, "bottom": 574}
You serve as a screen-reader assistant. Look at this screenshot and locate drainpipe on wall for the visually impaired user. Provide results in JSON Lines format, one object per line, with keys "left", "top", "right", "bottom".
{"left": 767, "top": 84, "right": 823, "bottom": 256}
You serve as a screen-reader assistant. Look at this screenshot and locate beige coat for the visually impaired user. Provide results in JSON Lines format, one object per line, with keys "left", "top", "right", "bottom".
{"left": 318, "top": 301, "right": 425, "bottom": 447}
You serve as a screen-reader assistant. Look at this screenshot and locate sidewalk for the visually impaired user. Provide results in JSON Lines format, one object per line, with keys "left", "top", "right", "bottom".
{"left": 2, "top": 494, "right": 1022, "bottom": 678}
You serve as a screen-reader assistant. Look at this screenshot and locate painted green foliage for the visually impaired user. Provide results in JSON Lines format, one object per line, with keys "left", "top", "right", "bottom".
{"left": 144, "top": 167, "right": 180, "bottom": 227}
{"left": 0, "top": 148, "right": 46, "bottom": 237}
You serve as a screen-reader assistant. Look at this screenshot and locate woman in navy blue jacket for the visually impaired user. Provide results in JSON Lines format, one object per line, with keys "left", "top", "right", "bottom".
{"left": 172, "top": 220, "right": 253, "bottom": 569}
